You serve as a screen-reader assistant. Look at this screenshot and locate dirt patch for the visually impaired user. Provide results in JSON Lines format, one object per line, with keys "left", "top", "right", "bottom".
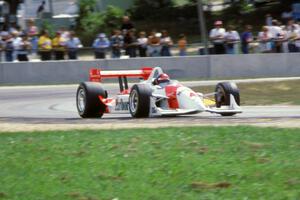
{"left": 190, "top": 181, "right": 231, "bottom": 190}
{"left": 0, "top": 117, "right": 300, "bottom": 133}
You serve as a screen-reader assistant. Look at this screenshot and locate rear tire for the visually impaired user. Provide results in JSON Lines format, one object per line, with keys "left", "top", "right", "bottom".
{"left": 215, "top": 82, "right": 240, "bottom": 116}
{"left": 76, "top": 82, "right": 107, "bottom": 118}
{"left": 129, "top": 84, "right": 152, "bottom": 118}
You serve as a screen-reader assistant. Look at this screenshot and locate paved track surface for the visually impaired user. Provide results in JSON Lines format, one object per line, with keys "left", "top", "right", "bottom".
{"left": 0, "top": 80, "right": 300, "bottom": 131}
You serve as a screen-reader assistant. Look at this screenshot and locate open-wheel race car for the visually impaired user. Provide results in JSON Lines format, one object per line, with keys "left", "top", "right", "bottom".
{"left": 76, "top": 67, "right": 242, "bottom": 118}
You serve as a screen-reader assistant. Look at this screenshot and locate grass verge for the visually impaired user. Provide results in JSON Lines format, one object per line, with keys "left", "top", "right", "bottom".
{"left": 192, "top": 79, "right": 300, "bottom": 105}
{"left": 1, "top": 127, "right": 300, "bottom": 200}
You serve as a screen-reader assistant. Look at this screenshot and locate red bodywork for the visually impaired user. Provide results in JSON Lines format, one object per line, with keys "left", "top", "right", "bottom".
{"left": 165, "top": 84, "right": 182, "bottom": 109}
{"left": 89, "top": 67, "right": 154, "bottom": 113}
{"left": 89, "top": 67, "right": 153, "bottom": 83}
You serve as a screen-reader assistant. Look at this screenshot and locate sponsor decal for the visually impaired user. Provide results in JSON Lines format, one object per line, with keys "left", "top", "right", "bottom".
{"left": 115, "top": 99, "right": 129, "bottom": 111}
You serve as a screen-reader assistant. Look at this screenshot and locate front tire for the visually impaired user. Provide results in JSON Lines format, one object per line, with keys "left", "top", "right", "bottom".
{"left": 215, "top": 82, "right": 240, "bottom": 116}
{"left": 76, "top": 82, "right": 107, "bottom": 118}
{"left": 129, "top": 84, "right": 152, "bottom": 118}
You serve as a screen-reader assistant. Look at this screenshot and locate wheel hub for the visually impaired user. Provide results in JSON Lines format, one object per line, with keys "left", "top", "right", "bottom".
{"left": 77, "top": 88, "right": 86, "bottom": 113}
{"left": 129, "top": 90, "right": 138, "bottom": 113}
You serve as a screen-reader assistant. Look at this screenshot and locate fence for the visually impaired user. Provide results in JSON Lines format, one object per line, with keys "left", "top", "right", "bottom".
{"left": 0, "top": 53, "right": 300, "bottom": 85}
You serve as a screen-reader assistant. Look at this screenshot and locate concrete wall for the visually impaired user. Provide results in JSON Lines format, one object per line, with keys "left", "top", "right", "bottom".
{"left": 0, "top": 53, "right": 300, "bottom": 85}
{"left": 210, "top": 54, "right": 300, "bottom": 78}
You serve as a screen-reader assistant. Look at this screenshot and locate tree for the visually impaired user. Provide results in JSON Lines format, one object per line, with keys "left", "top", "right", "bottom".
{"left": 76, "top": 0, "right": 124, "bottom": 45}
{"left": 130, "top": 0, "right": 174, "bottom": 20}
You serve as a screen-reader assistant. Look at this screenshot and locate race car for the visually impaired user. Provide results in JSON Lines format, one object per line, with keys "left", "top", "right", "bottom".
{"left": 76, "top": 67, "right": 242, "bottom": 118}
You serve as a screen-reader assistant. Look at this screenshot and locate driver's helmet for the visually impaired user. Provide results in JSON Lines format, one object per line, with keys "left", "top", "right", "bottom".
{"left": 154, "top": 73, "right": 170, "bottom": 85}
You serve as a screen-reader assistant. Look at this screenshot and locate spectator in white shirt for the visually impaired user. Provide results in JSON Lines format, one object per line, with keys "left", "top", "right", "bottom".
{"left": 16, "top": 33, "right": 31, "bottom": 61}
{"left": 258, "top": 26, "right": 273, "bottom": 53}
{"left": 209, "top": 20, "right": 226, "bottom": 54}
{"left": 12, "top": 31, "right": 22, "bottom": 61}
{"left": 225, "top": 25, "right": 240, "bottom": 54}
{"left": 137, "top": 31, "right": 148, "bottom": 57}
{"left": 270, "top": 20, "right": 284, "bottom": 53}
{"left": 281, "top": 26, "right": 289, "bottom": 53}
{"left": 286, "top": 24, "right": 300, "bottom": 52}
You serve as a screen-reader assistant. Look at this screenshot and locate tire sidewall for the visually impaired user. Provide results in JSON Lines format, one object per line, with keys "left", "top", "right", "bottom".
{"left": 76, "top": 82, "right": 106, "bottom": 118}
{"left": 215, "top": 82, "right": 240, "bottom": 108}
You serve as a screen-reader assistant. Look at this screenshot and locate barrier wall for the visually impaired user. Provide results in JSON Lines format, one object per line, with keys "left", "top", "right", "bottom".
{"left": 0, "top": 53, "right": 300, "bottom": 84}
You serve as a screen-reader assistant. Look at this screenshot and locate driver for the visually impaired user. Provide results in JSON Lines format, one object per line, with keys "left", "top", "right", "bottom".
{"left": 153, "top": 73, "right": 171, "bottom": 86}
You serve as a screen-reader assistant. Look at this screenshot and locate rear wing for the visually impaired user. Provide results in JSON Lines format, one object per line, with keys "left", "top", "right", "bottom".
{"left": 89, "top": 67, "right": 153, "bottom": 82}
{"left": 89, "top": 67, "right": 153, "bottom": 94}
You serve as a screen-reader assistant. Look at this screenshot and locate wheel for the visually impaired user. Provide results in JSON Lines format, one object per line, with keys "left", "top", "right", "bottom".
{"left": 76, "top": 82, "right": 107, "bottom": 118}
{"left": 129, "top": 84, "right": 152, "bottom": 118}
{"left": 215, "top": 82, "right": 240, "bottom": 116}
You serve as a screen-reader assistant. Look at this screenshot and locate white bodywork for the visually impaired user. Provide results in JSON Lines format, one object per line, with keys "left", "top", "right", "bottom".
{"left": 105, "top": 67, "right": 242, "bottom": 116}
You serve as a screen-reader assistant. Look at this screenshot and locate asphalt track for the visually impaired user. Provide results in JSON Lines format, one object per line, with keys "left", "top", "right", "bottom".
{"left": 0, "top": 79, "right": 300, "bottom": 131}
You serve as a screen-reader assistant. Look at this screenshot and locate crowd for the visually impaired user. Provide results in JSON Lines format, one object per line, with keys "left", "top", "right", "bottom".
{"left": 1, "top": 14, "right": 300, "bottom": 62}
{"left": 80, "top": 16, "right": 188, "bottom": 59}
{"left": 0, "top": 16, "right": 187, "bottom": 62}
{"left": 0, "top": 19, "right": 84, "bottom": 62}
{"left": 209, "top": 15, "right": 300, "bottom": 54}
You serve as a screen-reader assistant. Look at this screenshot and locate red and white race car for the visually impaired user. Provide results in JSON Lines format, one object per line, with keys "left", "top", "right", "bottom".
{"left": 76, "top": 67, "right": 242, "bottom": 118}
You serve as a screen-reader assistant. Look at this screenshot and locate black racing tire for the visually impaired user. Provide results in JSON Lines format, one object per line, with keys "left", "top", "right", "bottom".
{"left": 215, "top": 82, "right": 240, "bottom": 116}
{"left": 129, "top": 84, "right": 152, "bottom": 118}
{"left": 76, "top": 82, "right": 107, "bottom": 118}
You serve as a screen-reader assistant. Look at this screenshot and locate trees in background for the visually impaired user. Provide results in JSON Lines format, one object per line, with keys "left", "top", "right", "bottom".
{"left": 130, "top": 0, "right": 174, "bottom": 20}
{"left": 76, "top": 0, "right": 124, "bottom": 45}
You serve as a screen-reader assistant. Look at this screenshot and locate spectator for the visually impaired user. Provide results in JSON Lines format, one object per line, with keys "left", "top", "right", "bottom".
{"left": 111, "top": 29, "right": 123, "bottom": 58}
{"left": 269, "top": 20, "right": 283, "bottom": 52}
{"left": 16, "top": 33, "right": 31, "bottom": 61}
{"left": 160, "top": 30, "right": 173, "bottom": 56}
{"left": 281, "top": 26, "right": 289, "bottom": 53}
{"left": 12, "top": 31, "right": 22, "bottom": 61}
{"left": 273, "top": 22, "right": 286, "bottom": 53}
{"left": 92, "top": 33, "right": 110, "bottom": 59}
{"left": 177, "top": 34, "right": 187, "bottom": 56}
{"left": 137, "top": 31, "right": 148, "bottom": 57}
{"left": 120, "top": 16, "right": 134, "bottom": 31}
{"left": 241, "top": 25, "right": 253, "bottom": 54}
{"left": 258, "top": 26, "right": 273, "bottom": 53}
{"left": 286, "top": 19, "right": 300, "bottom": 31}
{"left": 52, "top": 31, "right": 66, "bottom": 60}
{"left": 124, "top": 29, "right": 137, "bottom": 58}
{"left": 4, "top": 33, "right": 14, "bottom": 62}
{"left": 9, "top": 23, "right": 20, "bottom": 34}
{"left": 38, "top": 30, "right": 52, "bottom": 61}
{"left": 26, "top": 19, "right": 39, "bottom": 55}
{"left": 209, "top": 21, "right": 226, "bottom": 54}
{"left": 148, "top": 31, "right": 161, "bottom": 57}
{"left": 66, "top": 31, "right": 82, "bottom": 60}
{"left": 286, "top": 24, "right": 300, "bottom": 52}
{"left": 61, "top": 27, "right": 71, "bottom": 41}
{"left": 224, "top": 25, "right": 240, "bottom": 54}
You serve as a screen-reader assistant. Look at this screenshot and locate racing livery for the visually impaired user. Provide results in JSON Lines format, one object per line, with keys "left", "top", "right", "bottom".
{"left": 76, "top": 67, "right": 242, "bottom": 118}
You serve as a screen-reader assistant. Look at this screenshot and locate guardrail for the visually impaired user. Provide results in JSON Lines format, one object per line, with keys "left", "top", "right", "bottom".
{"left": 0, "top": 53, "right": 300, "bottom": 85}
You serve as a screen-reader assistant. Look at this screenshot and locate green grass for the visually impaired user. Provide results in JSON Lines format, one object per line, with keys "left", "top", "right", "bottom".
{"left": 1, "top": 127, "right": 300, "bottom": 200}
{"left": 192, "top": 79, "right": 300, "bottom": 105}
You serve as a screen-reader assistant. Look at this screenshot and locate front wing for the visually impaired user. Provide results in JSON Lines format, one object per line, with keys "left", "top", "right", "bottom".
{"left": 149, "top": 94, "right": 242, "bottom": 117}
